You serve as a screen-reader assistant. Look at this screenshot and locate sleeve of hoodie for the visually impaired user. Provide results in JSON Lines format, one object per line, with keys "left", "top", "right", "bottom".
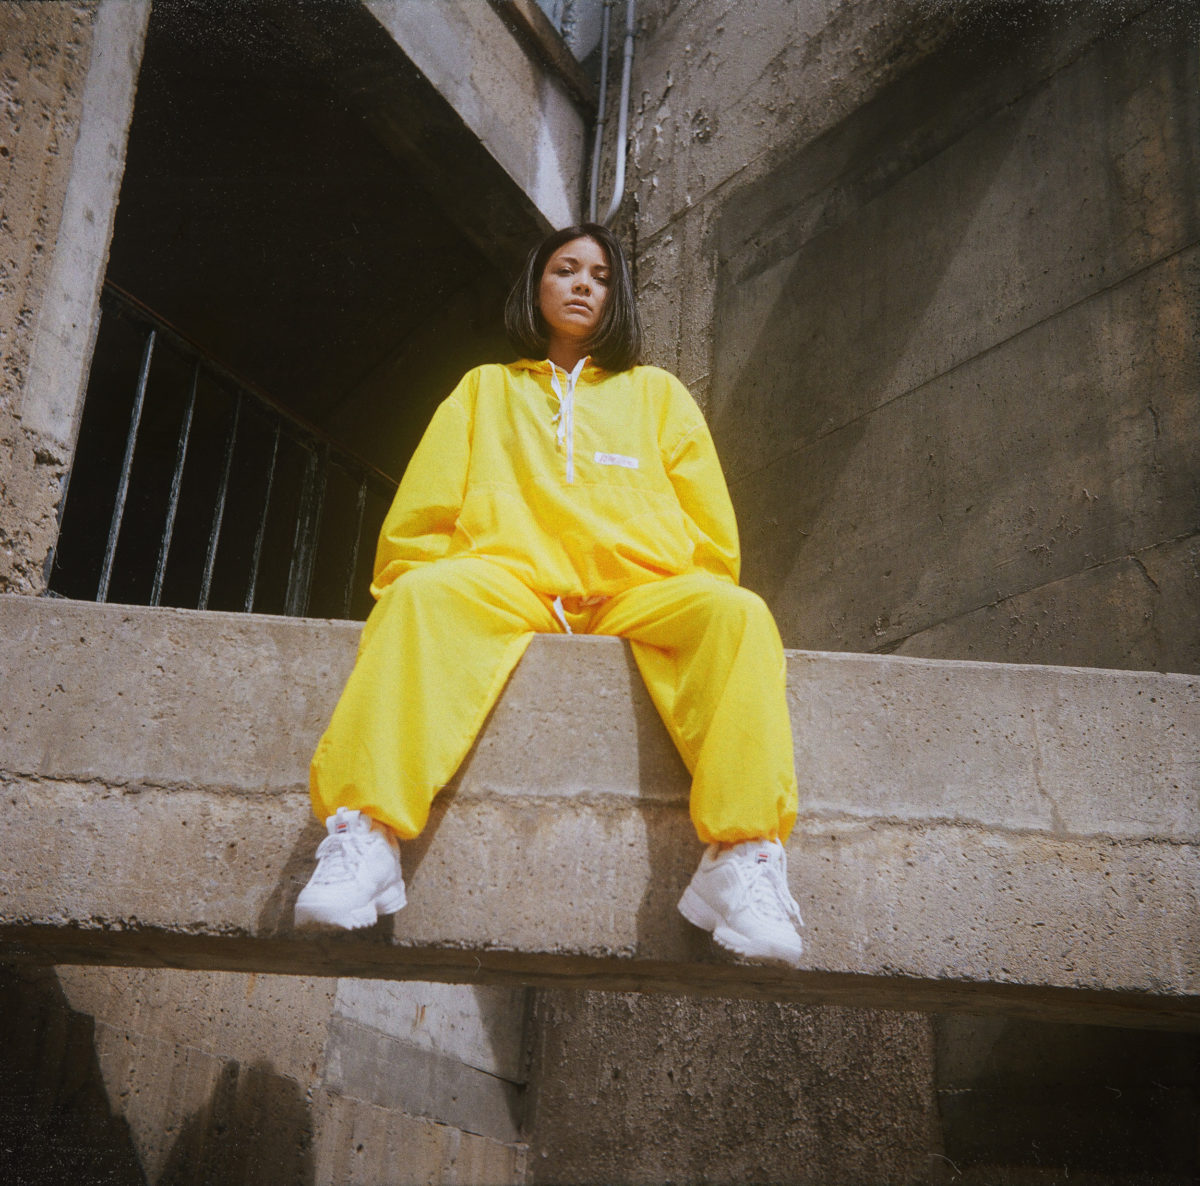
{"left": 370, "top": 381, "right": 473, "bottom": 600}
{"left": 661, "top": 374, "right": 741, "bottom": 585}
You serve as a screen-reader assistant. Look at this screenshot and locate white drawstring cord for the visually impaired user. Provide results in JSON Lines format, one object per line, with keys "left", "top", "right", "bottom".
{"left": 552, "top": 596, "right": 573, "bottom": 634}
{"left": 548, "top": 356, "right": 588, "bottom": 485}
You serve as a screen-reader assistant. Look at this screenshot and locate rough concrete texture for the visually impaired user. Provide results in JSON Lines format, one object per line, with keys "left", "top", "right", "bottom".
{"left": 365, "top": 0, "right": 585, "bottom": 229}
{"left": 683, "top": 1, "right": 1200, "bottom": 674}
{"left": 625, "top": 0, "right": 976, "bottom": 390}
{"left": 561, "top": 3, "right": 1200, "bottom": 1181}
{"left": 3, "top": 1, "right": 1199, "bottom": 1178}
{"left": 894, "top": 533, "right": 1200, "bottom": 675}
{"left": 715, "top": 8, "right": 1200, "bottom": 666}
{"left": 0, "top": 1, "right": 96, "bottom": 595}
{"left": 0, "top": 964, "right": 526, "bottom": 1186}
{"left": 526, "top": 991, "right": 939, "bottom": 1185}
{"left": 1, "top": 594, "right": 1195, "bottom": 1029}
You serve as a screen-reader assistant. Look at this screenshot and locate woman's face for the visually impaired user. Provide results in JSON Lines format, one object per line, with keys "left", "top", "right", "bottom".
{"left": 538, "top": 236, "right": 611, "bottom": 349}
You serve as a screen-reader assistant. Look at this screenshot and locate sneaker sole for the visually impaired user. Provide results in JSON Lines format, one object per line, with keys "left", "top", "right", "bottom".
{"left": 294, "top": 880, "right": 407, "bottom": 930}
{"left": 677, "top": 886, "right": 803, "bottom": 968}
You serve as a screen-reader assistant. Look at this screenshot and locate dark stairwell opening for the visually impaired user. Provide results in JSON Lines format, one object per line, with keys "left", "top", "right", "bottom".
{"left": 48, "top": 0, "right": 544, "bottom": 619}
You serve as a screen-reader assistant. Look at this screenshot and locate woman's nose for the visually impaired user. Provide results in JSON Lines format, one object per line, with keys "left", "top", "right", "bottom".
{"left": 573, "top": 276, "right": 590, "bottom": 293}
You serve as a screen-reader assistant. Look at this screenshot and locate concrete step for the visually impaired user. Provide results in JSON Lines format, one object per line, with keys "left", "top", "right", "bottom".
{"left": 1, "top": 594, "right": 1196, "bottom": 1030}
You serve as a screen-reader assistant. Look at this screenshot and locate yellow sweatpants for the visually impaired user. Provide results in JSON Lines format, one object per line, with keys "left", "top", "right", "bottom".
{"left": 309, "top": 557, "right": 798, "bottom": 845}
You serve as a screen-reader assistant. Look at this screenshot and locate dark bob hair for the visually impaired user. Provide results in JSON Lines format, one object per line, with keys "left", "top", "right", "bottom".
{"left": 504, "top": 222, "right": 643, "bottom": 372}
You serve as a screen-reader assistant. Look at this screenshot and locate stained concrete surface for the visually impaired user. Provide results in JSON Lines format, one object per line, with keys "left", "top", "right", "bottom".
{"left": 5, "top": 0, "right": 1200, "bottom": 1180}
{"left": 547, "top": 2, "right": 1200, "bottom": 1180}
{"left": 0, "top": 1, "right": 108, "bottom": 596}
{"left": 525, "top": 991, "right": 940, "bottom": 1186}
{"left": 706, "top": 2, "right": 1200, "bottom": 665}
{"left": 1, "top": 963, "right": 526, "bottom": 1186}
{"left": 1, "top": 594, "right": 1196, "bottom": 1028}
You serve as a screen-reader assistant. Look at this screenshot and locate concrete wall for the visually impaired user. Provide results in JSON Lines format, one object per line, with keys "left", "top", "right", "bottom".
{"left": 6, "top": 594, "right": 1195, "bottom": 1024}
{"left": 4, "top": 1, "right": 1199, "bottom": 1183}
{"left": 0, "top": 0, "right": 104, "bottom": 595}
{"left": 0, "top": 4, "right": 549, "bottom": 1182}
{"left": 711, "top": 2, "right": 1200, "bottom": 672}
{"left": 527, "top": 3, "right": 1200, "bottom": 1183}
{"left": 624, "top": 0, "right": 1200, "bottom": 673}
{"left": 1, "top": 964, "right": 526, "bottom": 1185}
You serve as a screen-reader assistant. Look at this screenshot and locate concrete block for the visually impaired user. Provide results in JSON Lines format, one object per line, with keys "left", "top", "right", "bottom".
{"left": 311, "top": 1086, "right": 524, "bottom": 1186}
{"left": 526, "top": 990, "right": 938, "bottom": 1185}
{"left": 333, "top": 980, "right": 527, "bottom": 1082}
{"left": 0, "top": 595, "right": 1196, "bottom": 1030}
{"left": 326, "top": 979, "right": 529, "bottom": 1143}
{"left": 323, "top": 1013, "right": 523, "bottom": 1144}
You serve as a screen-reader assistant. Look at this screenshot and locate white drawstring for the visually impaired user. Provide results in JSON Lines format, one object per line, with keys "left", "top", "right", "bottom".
{"left": 548, "top": 356, "right": 588, "bottom": 485}
{"left": 552, "top": 596, "right": 572, "bottom": 634}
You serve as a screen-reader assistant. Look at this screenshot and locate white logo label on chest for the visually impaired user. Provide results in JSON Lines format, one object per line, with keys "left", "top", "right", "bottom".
{"left": 594, "top": 451, "right": 639, "bottom": 470}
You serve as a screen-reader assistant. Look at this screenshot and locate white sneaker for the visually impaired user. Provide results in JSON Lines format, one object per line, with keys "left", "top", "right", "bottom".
{"left": 294, "top": 807, "right": 407, "bottom": 929}
{"left": 677, "top": 839, "right": 805, "bottom": 967}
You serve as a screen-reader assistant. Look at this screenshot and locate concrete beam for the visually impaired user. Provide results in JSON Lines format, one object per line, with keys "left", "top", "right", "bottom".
{"left": 1, "top": 595, "right": 1196, "bottom": 1030}
{"left": 266, "top": 2, "right": 567, "bottom": 281}
{"left": 354, "top": 0, "right": 585, "bottom": 239}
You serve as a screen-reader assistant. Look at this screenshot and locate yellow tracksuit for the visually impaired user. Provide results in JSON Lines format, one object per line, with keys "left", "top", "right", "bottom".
{"left": 310, "top": 359, "right": 798, "bottom": 844}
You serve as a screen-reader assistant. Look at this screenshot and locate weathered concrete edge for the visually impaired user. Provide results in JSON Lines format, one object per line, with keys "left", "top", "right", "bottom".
{"left": 2, "top": 927, "right": 1195, "bottom": 1033}
{"left": 3, "top": 775, "right": 1196, "bottom": 1026}
{"left": 4, "top": 596, "right": 1197, "bottom": 1025}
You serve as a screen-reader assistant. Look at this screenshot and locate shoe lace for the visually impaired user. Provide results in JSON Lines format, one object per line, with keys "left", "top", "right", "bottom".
{"left": 311, "top": 832, "right": 364, "bottom": 885}
{"left": 746, "top": 849, "right": 804, "bottom": 927}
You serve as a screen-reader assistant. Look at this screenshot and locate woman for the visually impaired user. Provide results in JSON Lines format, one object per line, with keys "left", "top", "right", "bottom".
{"left": 295, "top": 224, "right": 804, "bottom": 966}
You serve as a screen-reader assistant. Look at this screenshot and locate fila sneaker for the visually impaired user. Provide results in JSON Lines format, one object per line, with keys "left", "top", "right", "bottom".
{"left": 677, "top": 838, "right": 805, "bottom": 967}
{"left": 294, "top": 806, "right": 407, "bottom": 929}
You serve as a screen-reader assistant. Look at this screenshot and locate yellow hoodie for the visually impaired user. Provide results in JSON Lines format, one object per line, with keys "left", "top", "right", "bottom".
{"left": 372, "top": 359, "right": 740, "bottom": 601}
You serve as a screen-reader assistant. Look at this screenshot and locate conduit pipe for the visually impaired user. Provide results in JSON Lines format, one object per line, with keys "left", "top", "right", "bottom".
{"left": 587, "top": 0, "right": 613, "bottom": 222}
{"left": 589, "top": 0, "right": 636, "bottom": 226}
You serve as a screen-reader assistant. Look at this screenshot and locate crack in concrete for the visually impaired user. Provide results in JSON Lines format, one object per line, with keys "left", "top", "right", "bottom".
{"left": 868, "top": 527, "right": 1200, "bottom": 654}
{"left": 796, "top": 811, "right": 1198, "bottom": 849}
{"left": 5, "top": 774, "right": 1196, "bottom": 845}
{"left": 1132, "top": 553, "right": 1162, "bottom": 594}
{"left": 1029, "top": 714, "right": 1068, "bottom": 836}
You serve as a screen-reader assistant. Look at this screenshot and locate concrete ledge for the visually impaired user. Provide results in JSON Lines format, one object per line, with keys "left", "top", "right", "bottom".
{"left": 1, "top": 595, "right": 1197, "bottom": 1030}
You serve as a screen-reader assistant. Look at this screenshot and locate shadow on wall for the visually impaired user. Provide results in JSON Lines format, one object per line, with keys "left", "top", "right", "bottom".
{"left": 934, "top": 1014, "right": 1200, "bottom": 1180}
{"left": 707, "top": 3, "right": 1199, "bottom": 656}
{"left": 157, "top": 1059, "right": 314, "bottom": 1186}
{"left": 0, "top": 967, "right": 316, "bottom": 1186}
{"left": 0, "top": 966, "right": 147, "bottom": 1186}
{"left": 708, "top": 13, "right": 1022, "bottom": 648}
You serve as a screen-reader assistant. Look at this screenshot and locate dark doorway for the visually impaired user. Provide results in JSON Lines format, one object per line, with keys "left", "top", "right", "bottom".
{"left": 50, "top": 0, "right": 542, "bottom": 618}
